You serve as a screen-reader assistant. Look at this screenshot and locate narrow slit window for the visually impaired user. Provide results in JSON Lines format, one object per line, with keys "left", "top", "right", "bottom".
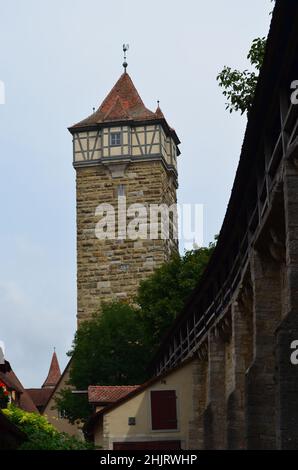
{"left": 117, "top": 184, "right": 125, "bottom": 197}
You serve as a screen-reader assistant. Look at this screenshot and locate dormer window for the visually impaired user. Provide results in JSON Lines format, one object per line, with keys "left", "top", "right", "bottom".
{"left": 110, "top": 132, "right": 121, "bottom": 146}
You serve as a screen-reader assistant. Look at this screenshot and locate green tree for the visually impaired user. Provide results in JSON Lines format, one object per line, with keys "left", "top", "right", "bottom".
{"left": 136, "top": 244, "right": 215, "bottom": 351}
{"left": 55, "top": 389, "right": 91, "bottom": 426}
{"left": 217, "top": 37, "right": 266, "bottom": 114}
{"left": 56, "top": 245, "right": 215, "bottom": 423}
{"left": 3, "top": 405, "right": 91, "bottom": 450}
{"left": 56, "top": 302, "right": 150, "bottom": 423}
{"left": 69, "top": 302, "right": 149, "bottom": 388}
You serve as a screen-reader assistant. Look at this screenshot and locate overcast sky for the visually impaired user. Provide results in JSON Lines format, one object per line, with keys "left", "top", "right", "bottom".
{"left": 0, "top": 1, "right": 272, "bottom": 387}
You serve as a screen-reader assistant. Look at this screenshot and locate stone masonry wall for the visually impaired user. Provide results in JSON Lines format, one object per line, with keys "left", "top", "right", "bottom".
{"left": 227, "top": 297, "right": 253, "bottom": 449}
{"left": 275, "top": 160, "right": 298, "bottom": 449}
{"left": 205, "top": 330, "right": 226, "bottom": 449}
{"left": 188, "top": 358, "right": 208, "bottom": 449}
{"left": 245, "top": 249, "right": 282, "bottom": 449}
{"left": 76, "top": 160, "right": 177, "bottom": 323}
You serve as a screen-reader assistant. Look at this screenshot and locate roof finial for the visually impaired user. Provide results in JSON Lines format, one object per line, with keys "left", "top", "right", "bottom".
{"left": 123, "top": 44, "right": 129, "bottom": 72}
{"left": 157, "top": 100, "right": 160, "bottom": 108}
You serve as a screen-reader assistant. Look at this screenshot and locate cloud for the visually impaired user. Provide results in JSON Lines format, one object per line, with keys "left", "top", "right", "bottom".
{"left": 0, "top": 280, "right": 28, "bottom": 307}
{"left": 0, "top": 237, "right": 76, "bottom": 387}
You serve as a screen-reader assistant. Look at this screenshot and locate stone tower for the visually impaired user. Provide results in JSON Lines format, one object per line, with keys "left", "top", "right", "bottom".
{"left": 69, "top": 70, "right": 180, "bottom": 324}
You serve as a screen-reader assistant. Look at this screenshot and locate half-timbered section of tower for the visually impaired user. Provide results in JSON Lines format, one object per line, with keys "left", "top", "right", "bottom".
{"left": 69, "top": 71, "right": 180, "bottom": 323}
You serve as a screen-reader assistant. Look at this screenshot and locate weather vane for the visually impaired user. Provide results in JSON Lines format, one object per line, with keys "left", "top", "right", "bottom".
{"left": 123, "top": 44, "right": 129, "bottom": 72}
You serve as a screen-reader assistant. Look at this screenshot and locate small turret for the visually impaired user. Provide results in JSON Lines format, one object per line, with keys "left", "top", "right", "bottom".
{"left": 42, "top": 350, "right": 61, "bottom": 389}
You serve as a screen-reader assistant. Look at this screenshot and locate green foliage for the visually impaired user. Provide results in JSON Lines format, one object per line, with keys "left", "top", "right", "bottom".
{"left": 217, "top": 37, "right": 266, "bottom": 114}
{"left": 69, "top": 302, "right": 149, "bottom": 388}
{"left": 55, "top": 389, "right": 91, "bottom": 425}
{"left": 247, "top": 37, "right": 267, "bottom": 71}
{"left": 3, "top": 405, "right": 91, "bottom": 450}
{"left": 56, "top": 244, "right": 215, "bottom": 423}
{"left": 56, "top": 302, "right": 150, "bottom": 423}
{"left": 136, "top": 244, "right": 215, "bottom": 350}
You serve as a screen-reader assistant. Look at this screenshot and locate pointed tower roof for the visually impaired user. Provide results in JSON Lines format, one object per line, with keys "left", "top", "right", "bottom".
{"left": 69, "top": 72, "right": 180, "bottom": 144}
{"left": 42, "top": 351, "right": 61, "bottom": 389}
{"left": 155, "top": 103, "right": 165, "bottom": 119}
{"left": 70, "top": 72, "right": 156, "bottom": 128}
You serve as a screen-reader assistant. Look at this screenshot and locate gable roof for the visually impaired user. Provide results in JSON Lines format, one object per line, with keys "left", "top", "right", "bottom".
{"left": 0, "top": 366, "right": 38, "bottom": 413}
{"left": 85, "top": 356, "right": 195, "bottom": 433}
{"left": 26, "top": 388, "right": 53, "bottom": 410}
{"left": 42, "top": 351, "right": 61, "bottom": 389}
{"left": 88, "top": 385, "right": 139, "bottom": 404}
{"left": 0, "top": 371, "right": 23, "bottom": 394}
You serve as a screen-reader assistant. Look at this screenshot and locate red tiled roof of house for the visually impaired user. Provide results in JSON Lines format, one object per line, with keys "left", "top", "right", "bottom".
{"left": 0, "top": 368, "right": 38, "bottom": 413}
{"left": 26, "top": 388, "right": 53, "bottom": 410}
{"left": 0, "top": 371, "right": 23, "bottom": 393}
{"left": 88, "top": 385, "right": 139, "bottom": 404}
{"left": 84, "top": 357, "right": 195, "bottom": 436}
{"left": 42, "top": 351, "right": 61, "bottom": 389}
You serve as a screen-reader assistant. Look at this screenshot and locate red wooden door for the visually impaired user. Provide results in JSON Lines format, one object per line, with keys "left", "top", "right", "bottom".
{"left": 150, "top": 390, "right": 177, "bottom": 430}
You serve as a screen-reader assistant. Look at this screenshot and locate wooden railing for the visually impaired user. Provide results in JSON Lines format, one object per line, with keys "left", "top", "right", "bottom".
{"left": 155, "top": 96, "right": 298, "bottom": 375}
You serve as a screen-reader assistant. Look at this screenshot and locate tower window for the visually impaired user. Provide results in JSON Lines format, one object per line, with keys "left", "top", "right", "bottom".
{"left": 110, "top": 132, "right": 121, "bottom": 146}
{"left": 117, "top": 184, "right": 125, "bottom": 197}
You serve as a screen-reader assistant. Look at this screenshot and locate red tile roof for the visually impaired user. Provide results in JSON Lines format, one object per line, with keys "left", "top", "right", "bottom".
{"left": 88, "top": 385, "right": 139, "bottom": 404}
{"left": 0, "top": 371, "right": 23, "bottom": 393}
{"left": 26, "top": 388, "right": 53, "bottom": 410}
{"left": 69, "top": 73, "right": 180, "bottom": 148}
{"left": 155, "top": 104, "right": 165, "bottom": 119}
{"left": 0, "top": 368, "right": 38, "bottom": 413}
{"left": 84, "top": 357, "right": 195, "bottom": 436}
{"left": 70, "top": 72, "right": 157, "bottom": 129}
{"left": 42, "top": 351, "right": 61, "bottom": 389}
